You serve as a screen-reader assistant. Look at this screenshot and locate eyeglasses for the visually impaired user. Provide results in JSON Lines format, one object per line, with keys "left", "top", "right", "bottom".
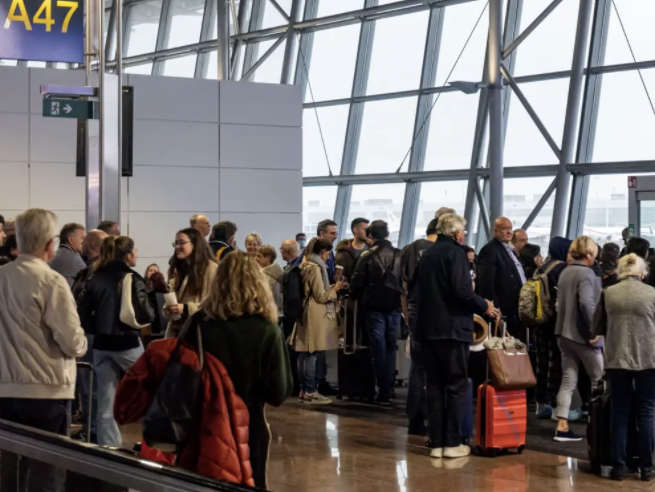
{"left": 172, "top": 240, "right": 191, "bottom": 247}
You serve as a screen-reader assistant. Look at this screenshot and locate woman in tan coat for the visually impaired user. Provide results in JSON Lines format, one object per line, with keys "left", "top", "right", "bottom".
{"left": 164, "top": 228, "right": 218, "bottom": 337}
{"left": 291, "top": 237, "right": 346, "bottom": 404}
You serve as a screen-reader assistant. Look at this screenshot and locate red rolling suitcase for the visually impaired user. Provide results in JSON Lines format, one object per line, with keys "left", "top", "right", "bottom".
{"left": 476, "top": 382, "right": 527, "bottom": 457}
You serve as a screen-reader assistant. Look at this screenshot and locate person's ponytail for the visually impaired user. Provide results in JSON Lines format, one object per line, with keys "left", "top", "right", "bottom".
{"left": 93, "top": 236, "right": 116, "bottom": 271}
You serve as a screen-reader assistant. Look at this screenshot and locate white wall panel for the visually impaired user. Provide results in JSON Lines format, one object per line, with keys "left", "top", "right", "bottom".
{"left": 0, "top": 113, "right": 29, "bottom": 162}
{"left": 0, "top": 67, "right": 28, "bottom": 114}
{"left": 30, "top": 163, "right": 85, "bottom": 211}
{"left": 219, "top": 212, "right": 301, "bottom": 259}
{"left": 126, "top": 166, "right": 219, "bottom": 212}
{"left": 219, "top": 81, "right": 302, "bottom": 127}
{"left": 129, "top": 74, "right": 219, "bottom": 123}
{"left": 0, "top": 163, "right": 29, "bottom": 210}
{"left": 52, "top": 210, "right": 86, "bottom": 228}
{"left": 220, "top": 169, "right": 302, "bottom": 213}
{"left": 220, "top": 124, "right": 302, "bottom": 170}
{"left": 29, "top": 116, "right": 77, "bottom": 163}
{"left": 29, "top": 68, "right": 85, "bottom": 114}
{"left": 133, "top": 119, "right": 219, "bottom": 167}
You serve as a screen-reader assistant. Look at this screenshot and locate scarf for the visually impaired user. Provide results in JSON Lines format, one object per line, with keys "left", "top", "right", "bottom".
{"left": 309, "top": 253, "right": 336, "bottom": 319}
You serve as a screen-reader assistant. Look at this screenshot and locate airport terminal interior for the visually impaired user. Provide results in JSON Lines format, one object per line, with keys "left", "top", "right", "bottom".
{"left": 3, "top": 0, "right": 655, "bottom": 491}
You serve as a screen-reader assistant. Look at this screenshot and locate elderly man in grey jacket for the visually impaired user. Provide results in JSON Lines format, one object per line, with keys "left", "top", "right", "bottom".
{"left": 49, "top": 223, "right": 86, "bottom": 287}
{"left": 553, "top": 236, "right": 603, "bottom": 443}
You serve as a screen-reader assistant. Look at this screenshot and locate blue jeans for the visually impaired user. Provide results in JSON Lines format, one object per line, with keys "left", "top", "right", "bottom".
{"left": 94, "top": 345, "right": 144, "bottom": 447}
{"left": 297, "top": 351, "right": 320, "bottom": 394}
{"left": 608, "top": 369, "right": 655, "bottom": 471}
{"left": 406, "top": 306, "right": 427, "bottom": 427}
{"left": 316, "top": 351, "right": 328, "bottom": 385}
{"left": 367, "top": 311, "right": 400, "bottom": 402}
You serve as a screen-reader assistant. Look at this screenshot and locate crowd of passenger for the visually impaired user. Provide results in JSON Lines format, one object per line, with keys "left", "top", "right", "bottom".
{"left": 1, "top": 207, "right": 655, "bottom": 488}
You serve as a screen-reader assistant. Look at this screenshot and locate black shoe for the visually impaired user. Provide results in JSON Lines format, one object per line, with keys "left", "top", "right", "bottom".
{"left": 610, "top": 467, "right": 626, "bottom": 481}
{"left": 641, "top": 468, "right": 655, "bottom": 482}
{"left": 317, "top": 383, "right": 338, "bottom": 396}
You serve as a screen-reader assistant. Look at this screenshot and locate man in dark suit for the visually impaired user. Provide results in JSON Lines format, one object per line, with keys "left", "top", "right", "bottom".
{"left": 416, "top": 214, "right": 499, "bottom": 459}
{"left": 476, "top": 216, "right": 526, "bottom": 341}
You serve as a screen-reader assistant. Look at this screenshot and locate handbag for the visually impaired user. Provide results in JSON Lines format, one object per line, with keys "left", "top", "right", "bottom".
{"left": 119, "top": 273, "right": 150, "bottom": 330}
{"left": 142, "top": 316, "right": 204, "bottom": 453}
{"left": 486, "top": 317, "right": 536, "bottom": 391}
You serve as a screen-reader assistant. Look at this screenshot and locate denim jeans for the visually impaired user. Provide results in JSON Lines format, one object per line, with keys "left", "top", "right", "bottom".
{"left": 367, "top": 311, "right": 400, "bottom": 402}
{"left": 607, "top": 369, "right": 655, "bottom": 471}
{"left": 316, "top": 351, "right": 328, "bottom": 385}
{"left": 94, "top": 345, "right": 144, "bottom": 447}
{"left": 297, "top": 351, "right": 320, "bottom": 393}
{"left": 77, "top": 333, "right": 97, "bottom": 436}
{"left": 406, "top": 306, "right": 427, "bottom": 427}
{"left": 0, "top": 398, "right": 71, "bottom": 492}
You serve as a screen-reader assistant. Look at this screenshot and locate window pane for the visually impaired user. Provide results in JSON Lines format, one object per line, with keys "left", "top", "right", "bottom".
{"left": 303, "top": 105, "right": 349, "bottom": 177}
{"left": 346, "top": 184, "right": 406, "bottom": 245}
{"left": 355, "top": 97, "right": 418, "bottom": 174}
{"left": 125, "top": 63, "right": 153, "bottom": 74}
{"left": 317, "top": 0, "right": 364, "bottom": 18}
{"left": 305, "top": 24, "right": 360, "bottom": 102}
{"left": 423, "top": 92, "right": 479, "bottom": 171}
{"left": 261, "top": 0, "right": 291, "bottom": 29}
{"left": 604, "top": 0, "right": 655, "bottom": 66}
{"left": 126, "top": 1, "right": 164, "bottom": 57}
{"left": 162, "top": 54, "right": 198, "bottom": 77}
{"left": 250, "top": 39, "right": 286, "bottom": 84}
{"left": 0, "top": 60, "right": 18, "bottom": 66}
{"left": 513, "top": 0, "right": 581, "bottom": 76}
{"left": 584, "top": 175, "right": 632, "bottom": 247}
{"left": 435, "top": 0, "right": 489, "bottom": 87}
{"left": 593, "top": 69, "right": 655, "bottom": 162}
{"left": 165, "top": 0, "right": 204, "bottom": 49}
{"left": 27, "top": 61, "right": 46, "bottom": 67}
{"left": 413, "top": 181, "right": 467, "bottom": 242}
{"left": 303, "top": 186, "right": 338, "bottom": 237}
{"left": 366, "top": 11, "right": 429, "bottom": 95}
{"left": 504, "top": 78, "right": 570, "bottom": 166}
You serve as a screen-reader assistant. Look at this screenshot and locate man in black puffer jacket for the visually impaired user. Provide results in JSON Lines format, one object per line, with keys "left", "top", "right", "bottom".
{"left": 350, "top": 220, "right": 403, "bottom": 406}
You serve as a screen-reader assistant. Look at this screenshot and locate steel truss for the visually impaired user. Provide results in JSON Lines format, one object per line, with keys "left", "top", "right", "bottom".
{"left": 39, "top": 0, "right": 654, "bottom": 247}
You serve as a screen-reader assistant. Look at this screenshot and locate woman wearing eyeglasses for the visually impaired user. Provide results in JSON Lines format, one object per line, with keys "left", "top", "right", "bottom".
{"left": 164, "top": 228, "right": 218, "bottom": 338}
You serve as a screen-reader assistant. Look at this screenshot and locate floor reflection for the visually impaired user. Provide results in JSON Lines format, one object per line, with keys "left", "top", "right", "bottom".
{"left": 265, "top": 405, "right": 650, "bottom": 492}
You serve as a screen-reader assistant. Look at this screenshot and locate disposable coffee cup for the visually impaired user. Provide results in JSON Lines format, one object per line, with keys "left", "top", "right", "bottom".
{"left": 163, "top": 292, "right": 181, "bottom": 320}
{"left": 335, "top": 265, "right": 344, "bottom": 281}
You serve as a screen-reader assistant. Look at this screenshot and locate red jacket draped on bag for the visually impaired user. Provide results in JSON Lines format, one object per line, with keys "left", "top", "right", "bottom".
{"left": 114, "top": 338, "right": 254, "bottom": 486}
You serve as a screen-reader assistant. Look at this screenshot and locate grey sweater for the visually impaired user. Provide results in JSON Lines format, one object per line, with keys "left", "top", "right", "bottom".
{"left": 555, "top": 261, "right": 602, "bottom": 346}
{"left": 593, "top": 277, "right": 655, "bottom": 370}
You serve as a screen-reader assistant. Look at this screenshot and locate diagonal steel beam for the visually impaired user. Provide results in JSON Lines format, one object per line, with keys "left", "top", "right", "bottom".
{"left": 521, "top": 178, "right": 557, "bottom": 230}
{"left": 268, "top": 0, "right": 291, "bottom": 22}
{"left": 474, "top": 179, "right": 492, "bottom": 238}
{"left": 500, "top": 64, "right": 562, "bottom": 160}
{"left": 240, "top": 33, "right": 286, "bottom": 80}
{"left": 502, "top": 0, "right": 563, "bottom": 59}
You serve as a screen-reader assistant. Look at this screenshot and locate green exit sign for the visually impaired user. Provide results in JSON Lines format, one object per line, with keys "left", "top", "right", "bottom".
{"left": 42, "top": 98, "right": 96, "bottom": 119}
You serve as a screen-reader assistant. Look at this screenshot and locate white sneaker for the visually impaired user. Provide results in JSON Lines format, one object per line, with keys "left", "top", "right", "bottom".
{"left": 303, "top": 392, "right": 332, "bottom": 405}
{"left": 429, "top": 448, "right": 443, "bottom": 459}
{"left": 443, "top": 444, "right": 471, "bottom": 459}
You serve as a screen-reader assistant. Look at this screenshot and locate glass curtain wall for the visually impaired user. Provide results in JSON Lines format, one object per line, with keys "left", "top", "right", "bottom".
{"left": 5, "top": 0, "right": 655, "bottom": 249}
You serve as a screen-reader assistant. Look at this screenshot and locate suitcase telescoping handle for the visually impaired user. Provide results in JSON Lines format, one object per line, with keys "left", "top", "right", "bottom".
{"left": 77, "top": 361, "right": 93, "bottom": 444}
{"left": 344, "top": 300, "right": 357, "bottom": 355}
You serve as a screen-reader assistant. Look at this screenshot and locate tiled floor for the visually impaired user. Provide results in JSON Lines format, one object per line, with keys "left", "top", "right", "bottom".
{"left": 262, "top": 404, "right": 651, "bottom": 492}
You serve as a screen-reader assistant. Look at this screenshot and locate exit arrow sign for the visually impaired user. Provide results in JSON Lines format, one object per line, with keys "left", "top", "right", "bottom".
{"left": 42, "top": 98, "right": 96, "bottom": 119}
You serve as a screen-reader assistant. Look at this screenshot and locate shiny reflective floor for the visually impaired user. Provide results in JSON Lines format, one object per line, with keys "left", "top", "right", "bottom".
{"left": 263, "top": 405, "right": 651, "bottom": 492}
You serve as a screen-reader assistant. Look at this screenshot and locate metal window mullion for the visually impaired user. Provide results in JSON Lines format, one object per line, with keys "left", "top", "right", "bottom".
{"left": 195, "top": 0, "right": 216, "bottom": 78}
{"left": 121, "top": 1, "right": 132, "bottom": 58}
{"left": 280, "top": 0, "right": 303, "bottom": 84}
{"left": 230, "top": 0, "right": 253, "bottom": 80}
{"left": 334, "top": 0, "right": 378, "bottom": 240}
{"left": 397, "top": 5, "right": 445, "bottom": 247}
{"left": 152, "top": 0, "right": 173, "bottom": 75}
{"left": 242, "top": 0, "right": 265, "bottom": 77}
{"left": 294, "top": 0, "right": 318, "bottom": 97}
{"left": 105, "top": 3, "right": 117, "bottom": 63}
{"left": 567, "top": 0, "right": 610, "bottom": 238}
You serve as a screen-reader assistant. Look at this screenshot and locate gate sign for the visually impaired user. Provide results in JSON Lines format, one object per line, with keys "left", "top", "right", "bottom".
{"left": 0, "top": 0, "right": 84, "bottom": 63}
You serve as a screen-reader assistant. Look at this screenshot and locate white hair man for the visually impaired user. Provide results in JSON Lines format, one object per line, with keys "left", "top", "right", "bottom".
{"left": 190, "top": 214, "right": 211, "bottom": 238}
{"left": 415, "top": 213, "right": 499, "bottom": 460}
{"left": 435, "top": 207, "right": 456, "bottom": 219}
{"left": 0, "top": 209, "right": 87, "bottom": 491}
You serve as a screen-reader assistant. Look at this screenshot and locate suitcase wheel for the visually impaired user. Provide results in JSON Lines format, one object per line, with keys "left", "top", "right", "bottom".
{"left": 517, "top": 445, "right": 524, "bottom": 455}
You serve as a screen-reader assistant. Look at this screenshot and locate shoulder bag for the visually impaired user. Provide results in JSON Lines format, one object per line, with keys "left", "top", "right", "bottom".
{"left": 119, "top": 273, "right": 150, "bottom": 330}
{"left": 486, "top": 317, "right": 537, "bottom": 391}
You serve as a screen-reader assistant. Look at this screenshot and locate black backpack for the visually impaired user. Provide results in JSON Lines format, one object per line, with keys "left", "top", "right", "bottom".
{"left": 282, "top": 265, "right": 304, "bottom": 321}
{"left": 367, "top": 249, "right": 403, "bottom": 313}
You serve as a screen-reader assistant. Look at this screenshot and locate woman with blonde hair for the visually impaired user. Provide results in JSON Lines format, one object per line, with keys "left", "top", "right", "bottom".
{"left": 185, "top": 251, "right": 292, "bottom": 489}
{"left": 593, "top": 253, "right": 655, "bottom": 481}
{"left": 553, "top": 235, "right": 603, "bottom": 443}
{"left": 245, "top": 232, "right": 263, "bottom": 258}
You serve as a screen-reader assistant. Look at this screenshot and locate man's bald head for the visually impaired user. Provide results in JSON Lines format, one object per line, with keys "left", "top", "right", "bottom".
{"left": 493, "top": 217, "right": 514, "bottom": 244}
{"left": 84, "top": 229, "right": 108, "bottom": 259}
{"left": 280, "top": 239, "right": 300, "bottom": 262}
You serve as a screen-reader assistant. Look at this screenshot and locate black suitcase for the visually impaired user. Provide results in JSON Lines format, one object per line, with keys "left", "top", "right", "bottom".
{"left": 337, "top": 300, "right": 376, "bottom": 403}
{"left": 76, "top": 361, "right": 94, "bottom": 443}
